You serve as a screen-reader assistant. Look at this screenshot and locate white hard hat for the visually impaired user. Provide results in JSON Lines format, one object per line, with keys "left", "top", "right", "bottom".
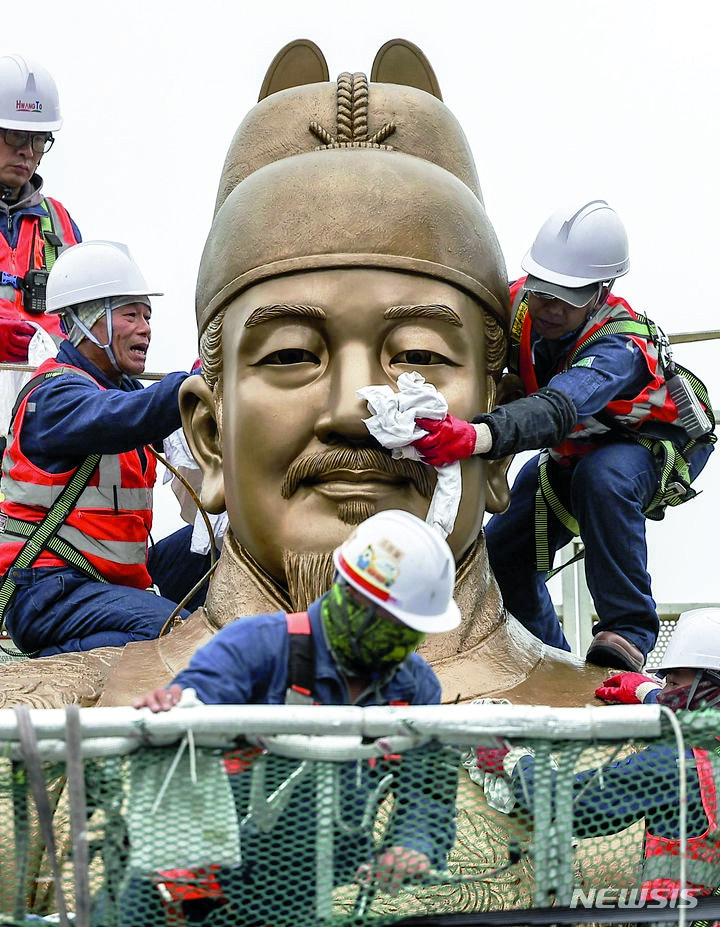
{"left": 521, "top": 200, "right": 630, "bottom": 297}
{"left": 45, "top": 241, "right": 162, "bottom": 314}
{"left": 0, "top": 54, "right": 62, "bottom": 132}
{"left": 333, "top": 509, "right": 461, "bottom": 633}
{"left": 654, "top": 608, "right": 720, "bottom": 674}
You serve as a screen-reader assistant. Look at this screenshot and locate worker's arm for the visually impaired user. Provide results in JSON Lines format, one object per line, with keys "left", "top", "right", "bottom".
{"left": 478, "top": 743, "right": 705, "bottom": 838}
{"left": 384, "top": 741, "right": 459, "bottom": 866}
{"left": 20, "top": 370, "right": 188, "bottom": 469}
{"left": 414, "top": 335, "right": 652, "bottom": 464}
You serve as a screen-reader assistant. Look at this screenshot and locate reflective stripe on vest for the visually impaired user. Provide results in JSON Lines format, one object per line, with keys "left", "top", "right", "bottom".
{"left": 0, "top": 358, "right": 155, "bottom": 588}
{"left": 642, "top": 748, "right": 720, "bottom": 891}
{"left": 0, "top": 199, "right": 79, "bottom": 330}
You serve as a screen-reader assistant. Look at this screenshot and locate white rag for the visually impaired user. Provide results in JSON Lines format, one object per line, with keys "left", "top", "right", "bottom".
{"left": 163, "top": 428, "right": 228, "bottom": 554}
{"left": 357, "top": 371, "right": 462, "bottom": 538}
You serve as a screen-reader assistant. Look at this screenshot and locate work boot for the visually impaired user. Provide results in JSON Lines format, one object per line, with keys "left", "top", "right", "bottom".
{"left": 586, "top": 631, "right": 645, "bottom": 672}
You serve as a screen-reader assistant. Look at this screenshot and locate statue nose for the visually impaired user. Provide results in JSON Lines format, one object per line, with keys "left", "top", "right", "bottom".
{"left": 314, "top": 348, "right": 384, "bottom": 444}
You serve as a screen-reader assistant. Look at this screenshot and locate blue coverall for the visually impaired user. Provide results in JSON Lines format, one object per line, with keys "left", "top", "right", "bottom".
{"left": 1, "top": 339, "right": 212, "bottom": 655}
{"left": 116, "top": 597, "right": 459, "bottom": 927}
{"left": 483, "top": 327, "right": 713, "bottom": 656}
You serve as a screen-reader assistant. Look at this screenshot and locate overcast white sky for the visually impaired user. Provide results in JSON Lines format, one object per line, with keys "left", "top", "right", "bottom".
{"left": 15, "top": 0, "right": 719, "bottom": 606}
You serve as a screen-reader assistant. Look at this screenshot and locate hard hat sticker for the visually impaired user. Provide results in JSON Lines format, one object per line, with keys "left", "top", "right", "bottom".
{"left": 16, "top": 99, "right": 44, "bottom": 114}
{"left": 355, "top": 542, "right": 399, "bottom": 590}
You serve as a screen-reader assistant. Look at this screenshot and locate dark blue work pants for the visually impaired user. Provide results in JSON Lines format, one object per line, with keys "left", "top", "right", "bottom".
{"left": 485, "top": 440, "right": 713, "bottom": 658}
{"left": 4, "top": 525, "right": 212, "bottom": 656}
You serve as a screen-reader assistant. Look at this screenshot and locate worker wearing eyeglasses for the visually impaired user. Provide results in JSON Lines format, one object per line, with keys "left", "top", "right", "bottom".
{"left": 0, "top": 54, "right": 81, "bottom": 365}
{"left": 409, "top": 200, "right": 715, "bottom": 673}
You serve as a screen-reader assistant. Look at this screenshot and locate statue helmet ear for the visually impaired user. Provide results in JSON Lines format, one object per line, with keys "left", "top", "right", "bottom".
{"left": 178, "top": 375, "right": 226, "bottom": 514}
{"left": 258, "top": 39, "right": 329, "bottom": 100}
{"left": 371, "top": 38, "right": 443, "bottom": 100}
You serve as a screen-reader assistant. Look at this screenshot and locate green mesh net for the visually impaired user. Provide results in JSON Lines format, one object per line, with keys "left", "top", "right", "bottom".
{"left": 0, "top": 704, "right": 719, "bottom": 926}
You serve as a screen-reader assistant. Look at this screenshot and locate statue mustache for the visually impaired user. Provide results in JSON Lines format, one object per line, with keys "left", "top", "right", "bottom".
{"left": 281, "top": 446, "right": 436, "bottom": 500}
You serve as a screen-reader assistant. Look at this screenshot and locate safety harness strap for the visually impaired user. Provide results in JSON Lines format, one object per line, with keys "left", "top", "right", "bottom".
{"left": 285, "top": 611, "right": 316, "bottom": 705}
{"left": 0, "top": 452, "right": 102, "bottom": 634}
{"left": 40, "top": 198, "right": 67, "bottom": 270}
{"left": 0, "top": 515, "right": 107, "bottom": 581}
{"left": 534, "top": 454, "right": 579, "bottom": 574}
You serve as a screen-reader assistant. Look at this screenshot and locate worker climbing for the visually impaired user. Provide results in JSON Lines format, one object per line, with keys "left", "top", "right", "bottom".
{"left": 406, "top": 199, "right": 715, "bottom": 671}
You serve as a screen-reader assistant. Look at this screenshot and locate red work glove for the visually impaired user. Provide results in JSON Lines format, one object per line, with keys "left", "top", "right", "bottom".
{"left": 412, "top": 414, "right": 479, "bottom": 467}
{"left": 0, "top": 316, "right": 35, "bottom": 362}
{"left": 475, "top": 745, "right": 511, "bottom": 775}
{"left": 595, "top": 672, "right": 662, "bottom": 705}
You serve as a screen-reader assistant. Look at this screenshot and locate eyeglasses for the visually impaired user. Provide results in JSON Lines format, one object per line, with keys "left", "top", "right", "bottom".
{"left": 528, "top": 289, "right": 599, "bottom": 311}
{"left": 0, "top": 128, "right": 55, "bottom": 155}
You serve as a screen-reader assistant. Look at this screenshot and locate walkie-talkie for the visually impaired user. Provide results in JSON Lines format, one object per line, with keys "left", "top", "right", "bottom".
{"left": 655, "top": 325, "right": 712, "bottom": 439}
{"left": 22, "top": 269, "right": 49, "bottom": 315}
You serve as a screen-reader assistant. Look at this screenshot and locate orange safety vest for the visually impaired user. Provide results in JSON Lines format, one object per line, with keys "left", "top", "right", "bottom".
{"left": 0, "top": 358, "right": 156, "bottom": 588}
{"left": 0, "top": 198, "right": 79, "bottom": 334}
{"left": 509, "top": 278, "right": 679, "bottom": 463}
{"left": 642, "top": 747, "right": 720, "bottom": 916}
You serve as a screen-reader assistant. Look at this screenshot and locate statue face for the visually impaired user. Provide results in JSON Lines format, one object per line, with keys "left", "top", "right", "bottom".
{"left": 185, "top": 266, "right": 498, "bottom": 584}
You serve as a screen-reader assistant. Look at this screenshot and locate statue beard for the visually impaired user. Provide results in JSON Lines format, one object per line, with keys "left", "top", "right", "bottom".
{"left": 283, "top": 548, "right": 337, "bottom": 612}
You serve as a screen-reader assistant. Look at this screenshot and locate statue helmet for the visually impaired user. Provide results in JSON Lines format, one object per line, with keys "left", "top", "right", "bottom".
{"left": 195, "top": 39, "right": 510, "bottom": 340}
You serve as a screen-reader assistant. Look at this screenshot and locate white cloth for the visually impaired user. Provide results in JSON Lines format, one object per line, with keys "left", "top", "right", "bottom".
{"left": 0, "top": 325, "right": 58, "bottom": 438}
{"left": 163, "top": 428, "right": 228, "bottom": 554}
{"left": 357, "top": 371, "right": 462, "bottom": 538}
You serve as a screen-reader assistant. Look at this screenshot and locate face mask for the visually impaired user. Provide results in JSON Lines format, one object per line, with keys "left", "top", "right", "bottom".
{"left": 321, "top": 580, "right": 424, "bottom": 675}
{"left": 656, "top": 675, "right": 720, "bottom": 712}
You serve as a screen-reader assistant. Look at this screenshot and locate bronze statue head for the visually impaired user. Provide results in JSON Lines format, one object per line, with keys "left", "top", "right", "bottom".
{"left": 0, "top": 42, "right": 611, "bottom": 716}
{"left": 180, "top": 39, "right": 512, "bottom": 597}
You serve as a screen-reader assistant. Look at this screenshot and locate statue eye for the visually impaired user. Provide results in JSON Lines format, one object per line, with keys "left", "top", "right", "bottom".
{"left": 259, "top": 348, "right": 320, "bottom": 365}
{"left": 392, "top": 349, "right": 453, "bottom": 366}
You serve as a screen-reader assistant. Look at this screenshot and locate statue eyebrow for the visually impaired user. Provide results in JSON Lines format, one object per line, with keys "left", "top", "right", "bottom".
{"left": 384, "top": 304, "right": 463, "bottom": 326}
{"left": 244, "top": 304, "right": 326, "bottom": 327}
{"left": 243, "top": 302, "right": 463, "bottom": 327}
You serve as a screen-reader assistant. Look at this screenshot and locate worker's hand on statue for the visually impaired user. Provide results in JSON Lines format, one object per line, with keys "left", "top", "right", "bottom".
{"left": 475, "top": 744, "right": 511, "bottom": 776}
{"left": 412, "top": 415, "right": 492, "bottom": 466}
{"left": 595, "top": 672, "right": 662, "bottom": 705}
{"left": 356, "top": 847, "right": 431, "bottom": 895}
{"left": 133, "top": 683, "right": 184, "bottom": 712}
{"left": 0, "top": 316, "right": 35, "bottom": 362}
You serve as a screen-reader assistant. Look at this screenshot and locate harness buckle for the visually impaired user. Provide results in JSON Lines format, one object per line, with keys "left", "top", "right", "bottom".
{"left": 663, "top": 481, "right": 690, "bottom": 501}
{"left": 0, "top": 271, "right": 20, "bottom": 289}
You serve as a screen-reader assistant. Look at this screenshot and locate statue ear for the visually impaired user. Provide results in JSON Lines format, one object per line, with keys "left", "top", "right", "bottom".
{"left": 371, "top": 39, "right": 443, "bottom": 100}
{"left": 485, "top": 457, "right": 511, "bottom": 514}
{"left": 179, "top": 375, "right": 225, "bottom": 514}
{"left": 258, "top": 39, "right": 329, "bottom": 100}
{"left": 482, "top": 373, "right": 512, "bottom": 514}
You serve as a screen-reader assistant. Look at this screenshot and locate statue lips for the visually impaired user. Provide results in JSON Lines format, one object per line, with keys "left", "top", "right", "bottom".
{"left": 307, "top": 466, "right": 417, "bottom": 503}
{"left": 281, "top": 448, "right": 435, "bottom": 501}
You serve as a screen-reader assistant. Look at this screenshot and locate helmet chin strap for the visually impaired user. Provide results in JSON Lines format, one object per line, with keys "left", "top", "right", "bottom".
{"left": 66, "top": 299, "right": 121, "bottom": 373}
{"left": 692, "top": 670, "right": 720, "bottom": 709}
{"left": 584, "top": 280, "right": 613, "bottom": 324}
